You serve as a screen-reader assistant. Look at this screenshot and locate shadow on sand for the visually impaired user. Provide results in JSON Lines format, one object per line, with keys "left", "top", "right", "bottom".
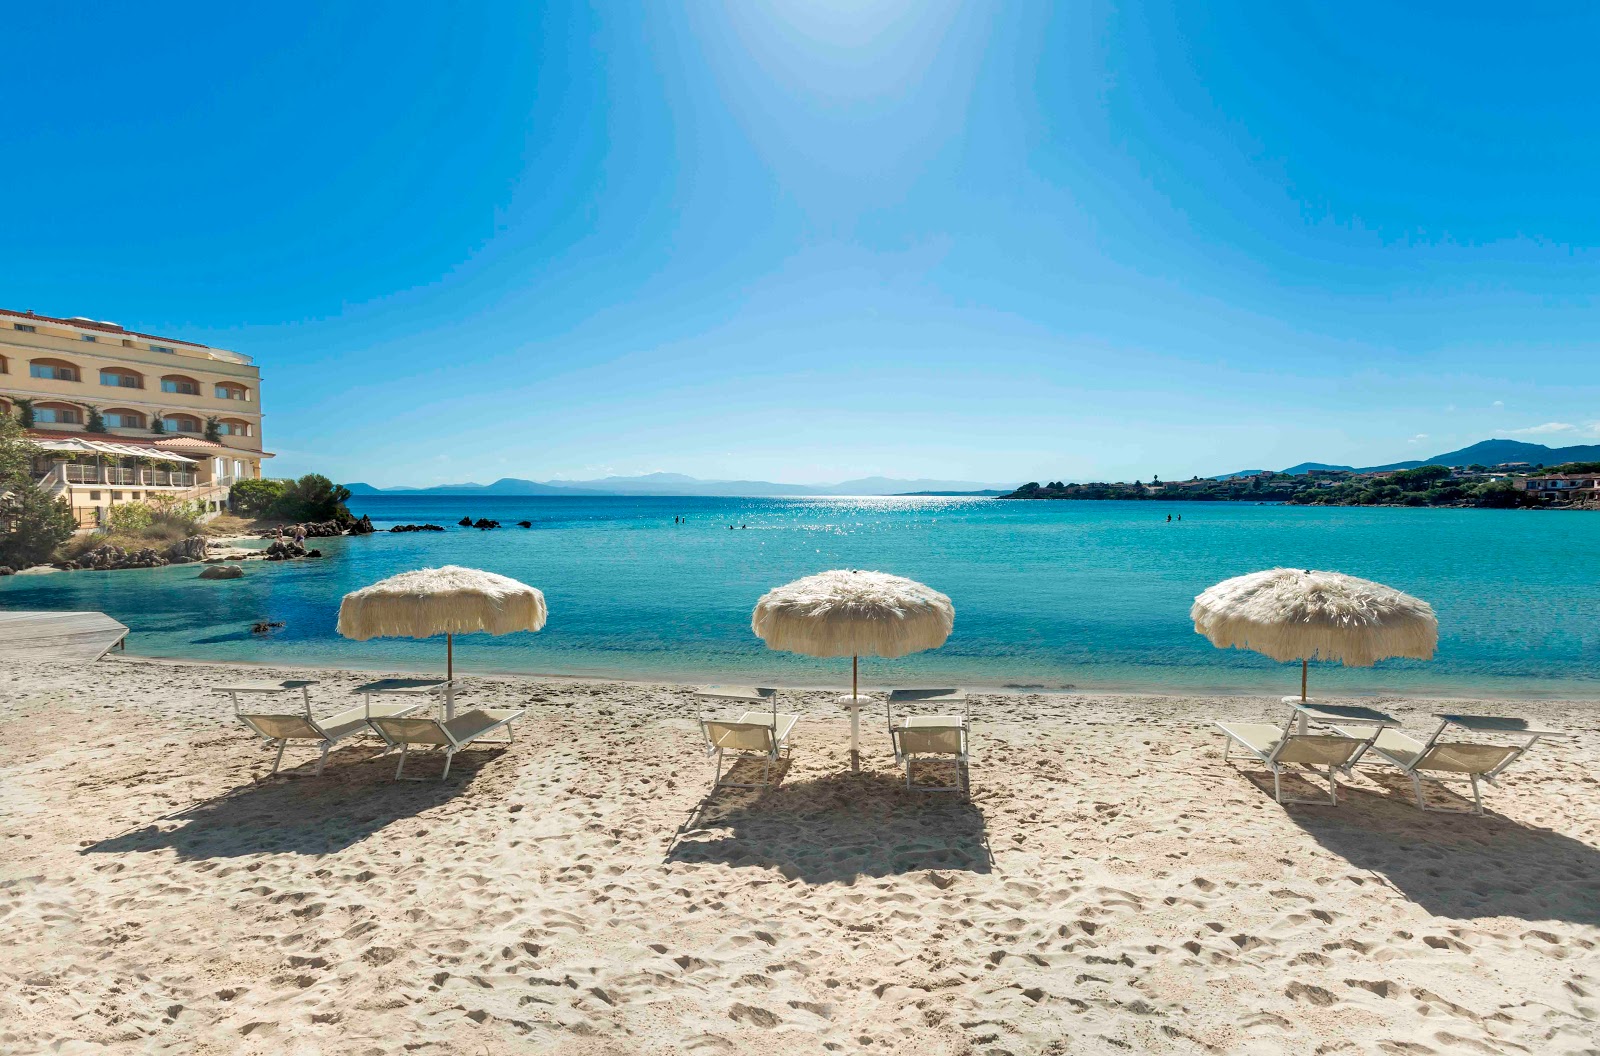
{"left": 1237, "top": 767, "right": 1600, "bottom": 926}
{"left": 667, "top": 762, "right": 993, "bottom": 883}
{"left": 82, "top": 746, "right": 504, "bottom": 860}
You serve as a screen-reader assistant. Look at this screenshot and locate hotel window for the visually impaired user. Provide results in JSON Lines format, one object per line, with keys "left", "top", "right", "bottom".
{"left": 89, "top": 491, "right": 101, "bottom": 501}
{"left": 160, "top": 376, "right": 200, "bottom": 395}
{"left": 100, "top": 369, "right": 143, "bottom": 389}
{"left": 103, "top": 411, "right": 145, "bottom": 429}
{"left": 162, "top": 414, "right": 202, "bottom": 433}
{"left": 30, "top": 360, "right": 80, "bottom": 382}
{"left": 13, "top": 323, "right": 35, "bottom": 333}
{"left": 150, "top": 344, "right": 175, "bottom": 354}
{"left": 216, "top": 419, "right": 251, "bottom": 437}
{"left": 215, "top": 383, "right": 248, "bottom": 400}
{"left": 80, "top": 334, "right": 98, "bottom": 343}
{"left": 34, "top": 405, "right": 84, "bottom": 425}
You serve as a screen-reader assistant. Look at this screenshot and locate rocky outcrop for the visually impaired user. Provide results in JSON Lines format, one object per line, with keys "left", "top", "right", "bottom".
{"left": 198, "top": 564, "right": 244, "bottom": 580}
{"left": 262, "top": 540, "right": 324, "bottom": 561}
{"left": 472, "top": 518, "right": 501, "bottom": 530}
{"left": 58, "top": 545, "right": 168, "bottom": 571}
{"left": 254, "top": 519, "right": 367, "bottom": 540}
{"left": 0, "top": 567, "right": 13, "bottom": 576}
{"left": 458, "top": 516, "right": 473, "bottom": 527}
{"left": 391, "top": 523, "right": 446, "bottom": 533}
{"left": 166, "top": 536, "right": 208, "bottom": 563}
{"left": 517, "top": 520, "right": 533, "bottom": 528}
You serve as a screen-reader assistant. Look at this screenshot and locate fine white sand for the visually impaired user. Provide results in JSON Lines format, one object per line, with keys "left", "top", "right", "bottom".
{"left": 2, "top": 657, "right": 1598, "bottom": 1054}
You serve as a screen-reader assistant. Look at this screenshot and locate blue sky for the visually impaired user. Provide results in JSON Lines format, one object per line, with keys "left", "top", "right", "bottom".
{"left": 4, "top": 2, "right": 1598, "bottom": 486}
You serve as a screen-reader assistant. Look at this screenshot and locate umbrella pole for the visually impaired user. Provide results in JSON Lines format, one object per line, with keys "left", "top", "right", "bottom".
{"left": 445, "top": 633, "right": 455, "bottom": 720}
{"left": 1293, "top": 658, "right": 1309, "bottom": 735}
{"left": 850, "top": 655, "right": 860, "bottom": 772}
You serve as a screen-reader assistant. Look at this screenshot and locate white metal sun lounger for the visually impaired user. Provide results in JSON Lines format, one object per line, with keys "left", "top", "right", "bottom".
{"left": 695, "top": 686, "right": 797, "bottom": 790}
{"left": 367, "top": 707, "right": 527, "bottom": 780}
{"left": 1215, "top": 715, "right": 1370, "bottom": 805}
{"left": 238, "top": 700, "right": 427, "bottom": 776}
{"left": 1330, "top": 713, "right": 1563, "bottom": 815}
{"left": 887, "top": 689, "right": 969, "bottom": 796}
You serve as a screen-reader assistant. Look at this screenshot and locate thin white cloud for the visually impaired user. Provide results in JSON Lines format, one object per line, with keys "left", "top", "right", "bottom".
{"left": 1508, "top": 422, "right": 1575, "bottom": 436}
{"left": 1407, "top": 433, "right": 1429, "bottom": 444}
{"left": 1492, "top": 400, "right": 1504, "bottom": 409}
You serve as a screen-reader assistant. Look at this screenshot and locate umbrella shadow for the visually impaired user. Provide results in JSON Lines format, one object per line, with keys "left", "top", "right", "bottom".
{"left": 667, "top": 769, "right": 993, "bottom": 883}
{"left": 82, "top": 748, "right": 503, "bottom": 861}
{"left": 1235, "top": 766, "right": 1600, "bottom": 925}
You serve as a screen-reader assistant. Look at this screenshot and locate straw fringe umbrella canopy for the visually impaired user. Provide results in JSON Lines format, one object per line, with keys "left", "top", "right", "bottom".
{"left": 1191, "top": 567, "right": 1437, "bottom": 700}
{"left": 752, "top": 569, "right": 954, "bottom": 770}
{"left": 338, "top": 565, "right": 547, "bottom": 715}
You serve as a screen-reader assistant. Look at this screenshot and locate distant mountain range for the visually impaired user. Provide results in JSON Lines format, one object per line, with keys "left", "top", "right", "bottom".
{"left": 344, "top": 439, "right": 1598, "bottom": 499}
{"left": 1212, "top": 439, "right": 1600, "bottom": 480}
{"left": 343, "top": 472, "right": 1016, "bottom": 498}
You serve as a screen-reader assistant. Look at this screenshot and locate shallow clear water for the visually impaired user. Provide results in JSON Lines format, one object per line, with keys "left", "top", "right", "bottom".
{"left": 3, "top": 496, "right": 1597, "bottom": 698}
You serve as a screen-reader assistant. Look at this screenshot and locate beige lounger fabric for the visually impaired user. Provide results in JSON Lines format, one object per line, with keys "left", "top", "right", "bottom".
{"left": 699, "top": 709, "right": 798, "bottom": 790}
{"left": 1214, "top": 720, "right": 1368, "bottom": 805}
{"left": 369, "top": 707, "right": 525, "bottom": 780}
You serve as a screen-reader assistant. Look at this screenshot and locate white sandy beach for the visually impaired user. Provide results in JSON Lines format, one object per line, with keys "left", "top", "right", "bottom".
{"left": 2, "top": 657, "right": 1598, "bottom": 1055}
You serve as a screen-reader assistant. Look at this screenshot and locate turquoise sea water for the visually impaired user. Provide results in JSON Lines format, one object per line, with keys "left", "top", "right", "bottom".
{"left": 2, "top": 496, "right": 1597, "bottom": 698}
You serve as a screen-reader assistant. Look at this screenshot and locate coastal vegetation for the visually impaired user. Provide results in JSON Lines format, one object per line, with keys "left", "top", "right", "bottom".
{"left": 1002, "top": 463, "right": 1596, "bottom": 508}
{"left": 0, "top": 414, "right": 76, "bottom": 568}
{"left": 230, "top": 474, "right": 354, "bottom": 524}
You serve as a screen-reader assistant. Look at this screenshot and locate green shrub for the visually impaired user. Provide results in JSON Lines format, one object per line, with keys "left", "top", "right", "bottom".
{"left": 230, "top": 477, "right": 287, "bottom": 516}
{"left": 269, "top": 474, "right": 352, "bottom": 523}
{"left": 0, "top": 414, "right": 75, "bottom": 567}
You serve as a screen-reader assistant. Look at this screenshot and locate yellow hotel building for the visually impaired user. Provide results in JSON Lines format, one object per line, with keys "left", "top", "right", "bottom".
{"left": 0, "top": 307, "right": 271, "bottom": 524}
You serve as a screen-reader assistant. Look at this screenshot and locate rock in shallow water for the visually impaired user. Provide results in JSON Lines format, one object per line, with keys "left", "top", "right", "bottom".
{"left": 198, "top": 564, "right": 244, "bottom": 580}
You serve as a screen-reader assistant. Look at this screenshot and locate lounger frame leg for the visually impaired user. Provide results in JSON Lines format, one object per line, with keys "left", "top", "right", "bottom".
{"left": 1267, "top": 762, "right": 1338, "bottom": 806}
{"left": 1408, "top": 770, "right": 1485, "bottom": 815}
{"left": 270, "top": 738, "right": 287, "bottom": 776}
{"left": 315, "top": 742, "right": 330, "bottom": 776}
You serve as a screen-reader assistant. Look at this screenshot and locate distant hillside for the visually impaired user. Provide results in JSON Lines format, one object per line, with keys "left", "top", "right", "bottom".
{"left": 1419, "top": 439, "right": 1600, "bottom": 468}
{"left": 1233, "top": 439, "right": 1600, "bottom": 479}
{"left": 342, "top": 474, "right": 1016, "bottom": 498}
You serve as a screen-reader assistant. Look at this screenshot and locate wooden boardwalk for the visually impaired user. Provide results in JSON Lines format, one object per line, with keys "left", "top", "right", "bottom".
{"left": 0, "top": 610, "right": 129, "bottom": 664}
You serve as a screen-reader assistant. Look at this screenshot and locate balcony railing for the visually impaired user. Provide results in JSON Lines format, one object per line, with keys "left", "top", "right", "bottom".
{"left": 55, "top": 464, "right": 197, "bottom": 488}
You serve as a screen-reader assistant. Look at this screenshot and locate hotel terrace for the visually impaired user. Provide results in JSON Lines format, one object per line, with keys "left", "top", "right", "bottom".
{"left": 0, "top": 308, "right": 271, "bottom": 525}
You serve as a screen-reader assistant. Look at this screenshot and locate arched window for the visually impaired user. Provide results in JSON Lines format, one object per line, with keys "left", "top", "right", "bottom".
{"left": 214, "top": 382, "right": 249, "bottom": 401}
{"left": 99, "top": 367, "right": 144, "bottom": 389}
{"left": 29, "top": 358, "right": 80, "bottom": 382}
{"left": 34, "top": 402, "right": 84, "bottom": 425}
{"left": 160, "top": 374, "right": 200, "bottom": 396}
{"left": 102, "top": 407, "right": 147, "bottom": 429}
{"left": 161, "top": 413, "right": 202, "bottom": 433}
{"left": 0, "top": 354, "right": 8, "bottom": 374}
{"left": 215, "top": 417, "right": 253, "bottom": 437}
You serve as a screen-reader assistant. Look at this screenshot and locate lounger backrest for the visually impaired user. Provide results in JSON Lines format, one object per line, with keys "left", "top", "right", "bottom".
{"left": 895, "top": 726, "right": 964, "bottom": 756}
{"left": 1417, "top": 742, "right": 1518, "bottom": 775}
{"left": 370, "top": 716, "right": 452, "bottom": 746}
{"left": 703, "top": 720, "right": 774, "bottom": 754}
{"left": 1275, "top": 734, "right": 1363, "bottom": 767}
{"left": 241, "top": 713, "right": 322, "bottom": 741}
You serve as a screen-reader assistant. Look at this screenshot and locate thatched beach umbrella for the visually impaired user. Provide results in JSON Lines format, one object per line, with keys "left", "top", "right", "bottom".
{"left": 1191, "top": 568, "right": 1437, "bottom": 703}
{"left": 752, "top": 569, "right": 954, "bottom": 771}
{"left": 337, "top": 565, "right": 547, "bottom": 717}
